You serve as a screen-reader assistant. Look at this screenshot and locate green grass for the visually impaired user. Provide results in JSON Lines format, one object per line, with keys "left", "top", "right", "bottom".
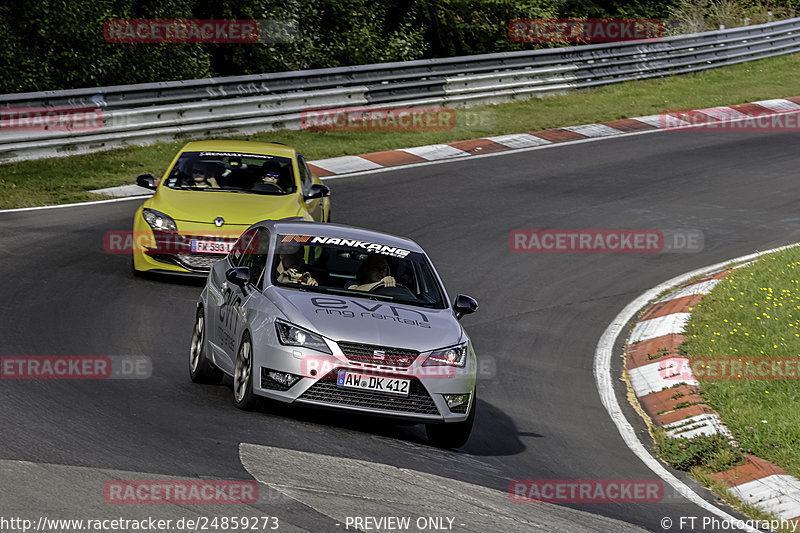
{"left": 680, "top": 245, "right": 800, "bottom": 479}
{"left": 3, "top": 52, "right": 800, "bottom": 208}
{"left": 656, "top": 430, "right": 744, "bottom": 472}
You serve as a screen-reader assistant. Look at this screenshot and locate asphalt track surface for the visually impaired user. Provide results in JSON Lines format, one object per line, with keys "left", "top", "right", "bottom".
{"left": 2, "top": 129, "right": 800, "bottom": 532}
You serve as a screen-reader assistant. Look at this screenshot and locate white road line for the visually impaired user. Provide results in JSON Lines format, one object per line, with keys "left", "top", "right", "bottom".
{"left": 0, "top": 123, "right": 672, "bottom": 211}
{"left": 0, "top": 195, "right": 146, "bottom": 214}
{"left": 7, "top": 103, "right": 796, "bottom": 212}
{"left": 594, "top": 245, "right": 800, "bottom": 533}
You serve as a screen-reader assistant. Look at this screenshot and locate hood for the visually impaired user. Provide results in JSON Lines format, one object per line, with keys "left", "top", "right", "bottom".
{"left": 268, "top": 288, "right": 463, "bottom": 352}
{"left": 152, "top": 187, "right": 303, "bottom": 225}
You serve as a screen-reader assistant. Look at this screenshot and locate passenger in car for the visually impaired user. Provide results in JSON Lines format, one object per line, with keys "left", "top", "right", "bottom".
{"left": 276, "top": 243, "right": 318, "bottom": 286}
{"left": 190, "top": 162, "right": 220, "bottom": 188}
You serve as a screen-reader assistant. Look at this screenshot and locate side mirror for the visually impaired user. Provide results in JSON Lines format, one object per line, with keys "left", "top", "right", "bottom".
{"left": 304, "top": 183, "right": 330, "bottom": 200}
{"left": 136, "top": 174, "right": 158, "bottom": 190}
{"left": 225, "top": 267, "right": 251, "bottom": 288}
{"left": 453, "top": 294, "right": 478, "bottom": 320}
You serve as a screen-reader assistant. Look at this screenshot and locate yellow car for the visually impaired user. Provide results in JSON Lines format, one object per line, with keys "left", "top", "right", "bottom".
{"left": 132, "top": 140, "right": 331, "bottom": 276}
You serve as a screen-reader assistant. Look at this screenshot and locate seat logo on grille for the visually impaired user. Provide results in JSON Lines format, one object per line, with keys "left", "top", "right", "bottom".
{"left": 372, "top": 350, "right": 386, "bottom": 360}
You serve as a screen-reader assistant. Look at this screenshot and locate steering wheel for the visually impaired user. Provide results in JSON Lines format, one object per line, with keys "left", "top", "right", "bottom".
{"left": 367, "top": 280, "right": 413, "bottom": 296}
{"left": 251, "top": 182, "right": 284, "bottom": 193}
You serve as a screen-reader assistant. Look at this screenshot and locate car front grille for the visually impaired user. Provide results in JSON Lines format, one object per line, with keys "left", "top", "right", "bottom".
{"left": 299, "top": 369, "right": 440, "bottom": 416}
{"left": 174, "top": 253, "right": 227, "bottom": 270}
{"left": 337, "top": 341, "right": 419, "bottom": 368}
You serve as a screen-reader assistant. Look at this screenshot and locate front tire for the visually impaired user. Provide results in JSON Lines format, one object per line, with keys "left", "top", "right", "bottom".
{"left": 234, "top": 332, "right": 258, "bottom": 410}
{"left": 189, "top": 308, "right": 223, "bottom": 384}
{"left": 426, "top": 389, "right": 476, "bottom": 449}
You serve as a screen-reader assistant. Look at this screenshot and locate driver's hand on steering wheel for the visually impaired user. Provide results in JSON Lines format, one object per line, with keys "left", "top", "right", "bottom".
{"left": 379, "top": 276, "right": 396, "bottom": 288}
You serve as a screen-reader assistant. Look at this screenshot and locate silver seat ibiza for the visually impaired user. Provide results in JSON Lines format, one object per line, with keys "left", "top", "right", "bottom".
{"left": 190, "top": 219, "right": 479, "bottom": 448}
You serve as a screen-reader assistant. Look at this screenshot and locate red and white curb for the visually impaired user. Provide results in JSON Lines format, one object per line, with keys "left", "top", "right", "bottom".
{"left": 625, "top": 269, "right": 800, "bottom": 524}
{"left": 304, "top": 97, "right": 800, "bottom": 177}
{"left": 88, "top": 96, "right": 800, "bottom": 198}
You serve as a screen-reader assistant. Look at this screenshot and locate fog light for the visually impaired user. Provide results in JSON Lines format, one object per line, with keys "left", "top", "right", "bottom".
{"left": 443, "top": 393, "right": 470, "bottom": 409}
{"left": 267, "top": 371, "right": 301, "bottom": 388}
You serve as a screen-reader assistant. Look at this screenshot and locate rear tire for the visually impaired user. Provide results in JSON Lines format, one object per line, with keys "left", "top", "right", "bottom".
{"left": 426, "top": 389, "right": 476, "bottom": 449}
{"left": 189, "top": 308, "right": 223, "bottom": 384}
{"left": 234, "top": 332, "right": 258, "bottom": 410}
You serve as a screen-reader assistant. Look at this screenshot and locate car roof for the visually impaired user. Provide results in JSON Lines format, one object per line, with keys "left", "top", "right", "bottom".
{"left": 255, "top": 220, "right": 425, "bottom": 254}
{"left": 179, "top": 140, "right": 297, "bottom": 158}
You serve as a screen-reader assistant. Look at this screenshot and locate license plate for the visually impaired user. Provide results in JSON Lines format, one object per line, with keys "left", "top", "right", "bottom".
{"left": 190, "top": 238, "right": 234, "bottom": 254}
{"left": 337, "top": 371, "right": 410, "bottom": 396}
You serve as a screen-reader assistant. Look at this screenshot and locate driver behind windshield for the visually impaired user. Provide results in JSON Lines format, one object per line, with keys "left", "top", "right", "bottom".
{"left": 251, "top": 160, "right": 286, "bottom": 191}
{"left": 346, "top": 254, "right": 396, "bottom": 291}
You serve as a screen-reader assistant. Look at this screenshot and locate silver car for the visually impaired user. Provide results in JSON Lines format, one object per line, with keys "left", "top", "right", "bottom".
{"left": 189, "top": 220, "right": 479, "bottom": 448}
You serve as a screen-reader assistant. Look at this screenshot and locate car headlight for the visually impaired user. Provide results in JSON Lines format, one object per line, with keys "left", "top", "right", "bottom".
{"left": 423, "top": 342, "right": 469, "bottom": 368}
{"left": 142, "top": 208, "right": 177, "bottom": 232}
{"left": 275, "top": 319, "right": 331, "bottom": 354}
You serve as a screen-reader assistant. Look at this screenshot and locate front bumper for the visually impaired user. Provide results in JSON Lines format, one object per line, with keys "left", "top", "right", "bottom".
{"left": 131, "top": 221, "right": 248, "bottom": 274}
{"left": 250, "top": 341, "right": 476, "bottom": 423}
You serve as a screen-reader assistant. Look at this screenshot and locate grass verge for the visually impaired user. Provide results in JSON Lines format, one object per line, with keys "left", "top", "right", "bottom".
{"left": 2, "top": 52, "right": 800, "bottom": 209}
{"left": 652, "top": 428, "right": 797, "bottom": 531}
{"left": 678, "top": 245, "right": 800, "bottom": 479}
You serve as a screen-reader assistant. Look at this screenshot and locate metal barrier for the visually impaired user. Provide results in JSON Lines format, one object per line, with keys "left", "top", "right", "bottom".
{"left": 1, "top": 18, "right": 799, "bottom": 162}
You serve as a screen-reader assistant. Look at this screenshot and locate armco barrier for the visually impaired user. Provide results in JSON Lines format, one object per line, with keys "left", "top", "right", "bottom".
{"left": 1, "top": 18, "right": 799, "bottom": 162}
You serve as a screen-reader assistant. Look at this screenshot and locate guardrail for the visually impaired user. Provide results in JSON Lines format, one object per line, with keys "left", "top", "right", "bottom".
{"left": 1, "top": 17, "right": 799, "bottom": 163}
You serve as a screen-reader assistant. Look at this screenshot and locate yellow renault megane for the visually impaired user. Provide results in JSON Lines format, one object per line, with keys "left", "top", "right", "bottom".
{"left": 131, "top": 140, "right": 331, "bottom": 276}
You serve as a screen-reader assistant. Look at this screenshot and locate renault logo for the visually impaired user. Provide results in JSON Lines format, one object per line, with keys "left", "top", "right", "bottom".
{"left": 214, "top": 217, "right": 225, "bottom": 227}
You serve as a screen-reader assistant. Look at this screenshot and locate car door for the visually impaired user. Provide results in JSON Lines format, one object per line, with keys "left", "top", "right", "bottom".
{"left": 217, "top": 227, "right": 271, "bottom": 372}
{"left": 206, "top": 228, "right": 253, "bottom": 373}
{"left": 297, "top": 154, "right": 324, "bottom": 221}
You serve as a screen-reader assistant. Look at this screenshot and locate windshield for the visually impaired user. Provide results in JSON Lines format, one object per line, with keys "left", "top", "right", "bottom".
{"left": 271, "top": 234, "right": 447, "bottom": 309}
{"left": 164, "top": 151, "right": 296, "bottom": 195}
